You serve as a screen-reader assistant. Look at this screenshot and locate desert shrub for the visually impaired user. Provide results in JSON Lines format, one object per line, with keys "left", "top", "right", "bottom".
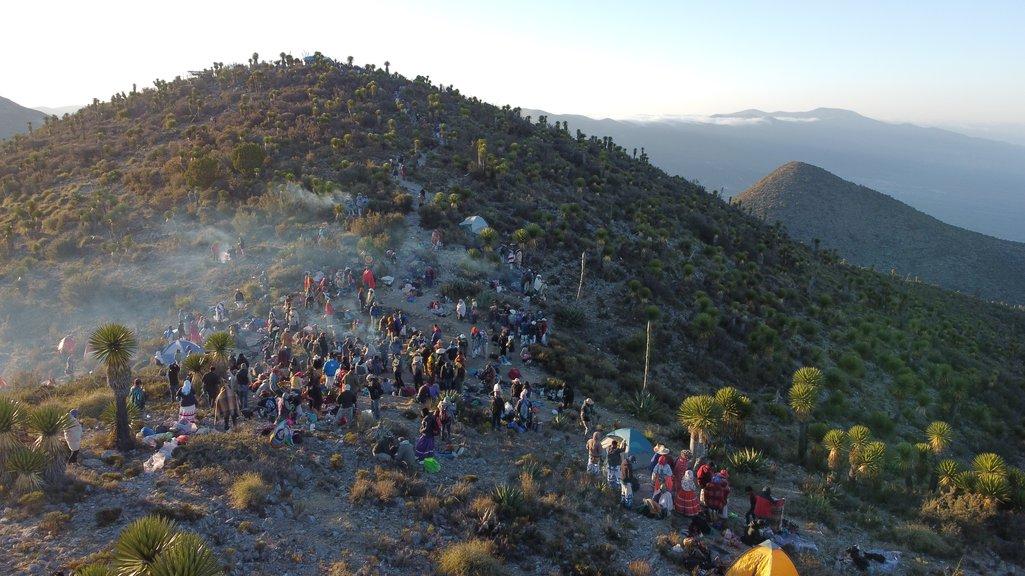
{"left": 419, "top": 204, "right": 446, "bottom": 229}
{"left": 492, "top": 484, "right": 525, "bottom": 518}
{"left": 838, "top": 350, "right": 865, "bottom": 377}
{"left": 96, "top": 507, "right": 123, "bottom": 527}
{"left": 887, "top": 523, "right": 955, "bottom": 557}
{"left": 151, "top": 502, "right": 206, "bottom": 522}
{"left": 329, "top": 453, "right": 343, "bottom": 470}
{"left": 791, "top": 493, "right": 837, "bottom": 529}
{"left": 728, "top": 447, "right": 766, "bottom": 473}
{"left": 229, "top": 472, "right": 270, "bottom": 511}
{"left": 39, "top": 510, "right": 72, "bottom": 535}
{"left": 439, "top": 279, "right": 482, "bottom": 299}
{"left": 627, "top": 559, "right": 653, "bottom": 576}
{"left": 920, "top": 492, "right": 997, "bottom": 539}
{"left": 231, "top": 142, "right": 266, "bottom": 174}
{"left": 436, "top": 540, "right": 505, "bottom": 576}
{"left": 554, "top": 304, "right": 585, "bottom": 328}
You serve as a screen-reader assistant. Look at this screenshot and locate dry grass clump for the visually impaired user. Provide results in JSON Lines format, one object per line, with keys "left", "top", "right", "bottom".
{"left": 230, "top": 472, "right": 271, "bottom": 511}
{"left": 436, "top": 539, "right": 506, "bottom": 576}
{"left": 627, "top": 560, "right": 653, "bottom": 576}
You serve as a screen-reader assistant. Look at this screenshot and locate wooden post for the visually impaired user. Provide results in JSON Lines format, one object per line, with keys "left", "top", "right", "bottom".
{"left": 576, "top": 251, "right": 586, "bottom": 300}
{"left": 643, "top": 319, "right": 651, "bottom": 392}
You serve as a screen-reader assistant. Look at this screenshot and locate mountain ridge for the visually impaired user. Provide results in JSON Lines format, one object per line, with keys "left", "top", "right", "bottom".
{"left": 734, "top": 161, "right": 1025, "bottom": 304}
{"left": 0, "top": 95, "right": 46, "bottom": 139}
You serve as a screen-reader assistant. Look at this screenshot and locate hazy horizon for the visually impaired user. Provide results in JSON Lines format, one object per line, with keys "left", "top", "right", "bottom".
{"left": 2, "top": 0, "right": 1023, "bottom": 129}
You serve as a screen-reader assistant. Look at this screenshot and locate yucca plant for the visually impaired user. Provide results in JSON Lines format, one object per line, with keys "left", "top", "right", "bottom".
{"left": 925, "top": 421, "right": 952, "bottom": 455}
{"left": 204, "top": 331, "right": 234, "bottom": 373}
{"left": 26, "top": 404, "right": 69, "bottom": 484}
{"left": 0, "top": 395, "right": 23, "bottom": 474}
{"left": 5, "top": 446, "right": 46, "bottom": 495}
{"left": 101, "top": 401, "right": 141, "bottom": 447}
{"left": 936, "top": 459, "right": 961, "bottom": 492}
{"left": 714, "top": 386, "right": 750, "bottom": 444}
{"left": 891, "top": 442, "right": 918, "bottom": 490}
{"left": 148, "top": 532, "right": 221, "bottom": 576}
{"left": 181, "top": 353, "right": 208, "bottom": 383}
{"left": 856, "top": 441, "right": 887, "bottom": 482}
{"left": 728, "top": 447, "right": 765, "bottom": 473}
{"left": 847, "top": 425, "right": 872, "bottom": 481}
{"left": 89, "top": 323, "right": 138, "bottom": 451}
{"left": 951, "top": 470, "right": 976, "bottom": 494}
{"left": 974, "top": 474, "right": 1010, "bottom": 506}
{"left": 972, "top": 452, "right": 1007, "bottom": 481}
{"left": 822, "top": 429, "right": 848, "bottom": 482}
{"left": 792, "top": 366, "right": 823, "bottom": 389}
{"left": 74, "top": 564, "right": 114, "bottom": 576}
{"left": 629, "top": 390, "right": 658, "bottom": 421}
{"left": 788, "top": 377, "right": 819, "bottom": 464}
{"left": 677, "top": 395, "right": 721, "bottom": 460}
{"left": 492, "top": 484, "right": 525, "bottom": 518}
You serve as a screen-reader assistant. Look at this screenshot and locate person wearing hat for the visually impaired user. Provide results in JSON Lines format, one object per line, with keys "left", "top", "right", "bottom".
{"left": 585, "top": 431, "right": 602, "bottom": 475}
{"left": 606, "top": 439, "right": 623, "bottom": 488}
{"left": 65, "top": 409, "right": 83, "bottom": 464}
{"left": 579, "top": 398, "right": 597, "bottom": 436}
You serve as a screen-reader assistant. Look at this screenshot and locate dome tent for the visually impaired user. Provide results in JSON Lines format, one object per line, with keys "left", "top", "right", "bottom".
{"left": 726, "top": 540, "right": 800, "bottom": 576}
{"left": 602, "top": 428, "right": 654, "bottom": 462}
{"left": 154, "top": 340, "right": 204, "bottom": 366}
{"left": 459, "top": 215, "right": 490, "bottom": 235}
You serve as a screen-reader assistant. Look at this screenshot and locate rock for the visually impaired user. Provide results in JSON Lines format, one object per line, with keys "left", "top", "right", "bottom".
{"left": 83, "top": 458, "right": 104, "bottom": 469}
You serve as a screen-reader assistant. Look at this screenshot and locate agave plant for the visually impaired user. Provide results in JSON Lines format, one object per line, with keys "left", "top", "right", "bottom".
{"left": 951, "top": 470, "right": 976, "bottom": 494}
{"left": 204, "top": 331, "right": 235, "bottom": 372}
{"left": 5, "top": 446, "right": 46, "bottom": 495}
{"left": 629, "top": 390, "right": 658, "bottom": 421}
{"left": 847, "top": 425, "right": 872, "bottom": 481}
{"left": 973, "top": 452, "right": 1008, "bottom": 481}
{"left": 149, "top": 532, "right": 221, "bottom": 576}
{"left": 492, "top": 484, "right": 525, "bottom": 518}
{"left": 0, "top": 395, "right": 23, "bottom": 472}
{"left": 925, "top": 421, "right": 952, "bottom": 455}
{"left": 714, "top": 386, "right": 751, "bottom": 443}
{"left": 727, "top": 447, "right": 765, "bottom": 473}
{"left": 25, "top": 404, "right": 69, "bottom": 483}
{"left": 936, "top": 459, "right": 961, "bottom": 492}
{"left": 822, "top": 429, "right": 848, "bottom": 481}
{"left": 74, "top": 564, "right": 114, "bottom": 576}
{"left": 677, "top": 395, "right": 721, "bottom": 460}
{"left": 89, "top": 323, "right": 138, "bottom": 451}
{"left": 788, "top": 378, "right": 819, "bottom": 464}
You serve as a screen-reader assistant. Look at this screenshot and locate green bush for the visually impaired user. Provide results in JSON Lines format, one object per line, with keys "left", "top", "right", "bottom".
{"left": 887, "top": 523, "right": 955, "bottom": 557}
{"left": 229, "top": 472, "right": 270, "bottom": 511}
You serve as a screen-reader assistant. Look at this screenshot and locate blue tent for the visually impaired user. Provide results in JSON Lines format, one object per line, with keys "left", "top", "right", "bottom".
{"left": 154, "top": 340, "right": 204, "bottom": 366}
{"left": 604, "top": 428, "right": 654, "bottom": 462}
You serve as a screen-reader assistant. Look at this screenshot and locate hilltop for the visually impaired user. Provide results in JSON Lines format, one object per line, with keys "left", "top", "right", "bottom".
{"left": 0, "top": 95, "right": 46, "bottom": 139}
{"left": 733, "top": 161, "right": 1025, "bottom": 305}
{"left": 0, "top": 54, "right": 1024, "bottom": 574}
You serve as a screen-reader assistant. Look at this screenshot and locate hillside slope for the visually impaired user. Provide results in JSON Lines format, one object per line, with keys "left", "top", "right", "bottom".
{"left": 734, "top": 161, "right": 1025, "bottom": 304}
{"left": 0, "top": 95, "right": 46, "bottom": 139}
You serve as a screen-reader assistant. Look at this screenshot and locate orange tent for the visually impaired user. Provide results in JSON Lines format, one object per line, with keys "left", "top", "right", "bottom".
{"left": 726, "top": 540, "right": 800, "bottom": 576}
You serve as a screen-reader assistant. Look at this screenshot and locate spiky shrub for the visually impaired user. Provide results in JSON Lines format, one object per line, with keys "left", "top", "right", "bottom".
{"left": 847, "top": 425, "right": 872, "bottom": 481}
{"left": 857, "top": 441, "right": 887, "bottom": 481}
{"left": 5, "top": 446, "right": 46, "bottom": 495}
{"left": 492, "top": 484, "right": 525, "bottom": 518}
{"left": 727, "top": 447, "right": 765, "bottom": 473}
{"left": 181, "top": 353, "right": 208, "bottom": 382}
{"left": 714, "top": 386, "right": 750, "bottom": 442}
{"left": 112, "top": 515, "right": 220, "bottom": 576}
{"left": 0, "top": 395, "right": 23, "bottom": 475}
{"left": 788, "top": 377, "right": 819, "bottom": 464}
{"left": 951, "top": 471, "right": 976, "bottom": 494}
{"left": 436, "top": 539, "right": 506, "bottom": 576}
{"left": 822, "top": 429, "right": 848, "bottom": 473}
{"left": 74, "top": 565, "right": 112, "bottom": 576}
{"left": 677, "top": 395, "right": 721, "bottom": 459}
{"left": 925, "top": 421, "right": 952, "bottom": 455}
{"left": 26, "top": 404, "right": 69, "bottom": 483}
{"left": 936, "top": 459, "right": 961, "bottom": 492}
{"left": 792, "top": 366, "right": 823, "bottom": 389}
{"left": 89, "top": 323, "right": 138, "bottom": 451}
{"left": 101, "top": 401, "right": 141, "bottom": 448}
{"left": 972, "top": 453, "right": 1007, "bottom": 481}
{"left": 974, "top": 474, "right": 1010, "bottom": 506}
{"left": 629, "top": 391, "right": 658, "bottom": 421}
{"left": 204, "top": 331, "right": 234, "bottom": 371}
{"left": 891, "top": 442, "right": 918, "bottom": 489}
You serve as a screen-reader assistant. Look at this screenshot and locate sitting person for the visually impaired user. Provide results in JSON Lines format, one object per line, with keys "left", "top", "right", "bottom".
{"left": 641, "top": 488, "right": 674, "bottom": 519}
{"left": 746, "top": 485, "right": 777, "bottom": 523}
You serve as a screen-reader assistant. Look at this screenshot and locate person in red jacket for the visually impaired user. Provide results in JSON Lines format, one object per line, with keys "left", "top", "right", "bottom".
{"left": 362, "top": 267, "right": 377, "bottom": 290}
{"left": 702, "top": 470, "right": 731, "bottom": 522}
{"left": 695, "top": 459, "right": 714, "bottom": 488}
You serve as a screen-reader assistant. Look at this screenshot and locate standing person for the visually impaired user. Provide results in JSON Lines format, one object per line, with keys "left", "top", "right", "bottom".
{"left": 202, "top": 366, "right": 221, "bottom": 408}
{"left": 579, "top": 398, "right": 597, "bottom": 435}
{"left": 515, "top": 390, "right": 532, "bottom": 431}
{"left": 415, "top": 407, "right": 438, "bottom": 460}
{"left": 130, "top": 378, "right": 146, "bottom": 412}
{"left": 490, "top": 390, "right": 504, "bottom": 431}
{"left": 673, "top": 449, "right": 692, "bottom": 491}
{"left": 176, "top": 380, "right": 197, "bottom": 424}
{"left": 236, "top": 361, "right": 251, "bottom": 411}
{"left": 676, "top": 470, "right": 702, "bottom": 517}
{"left": 65, "top": 409, "right": 83, "bottom": 464}
{"left": 703, "top": 470, "right": 731, "bottom": 523}
{"left": 456, "top": 298, "right": 467, "bottom": 321}
{"left": 367, "top": 375, "right": 384, "bottom": 419}
{"left": 652, "top": 454, "right": 674, "bottom": 492}
{"left": 606, "top": 439, "right": 623, "bottom": 488}
{"left": 337, "top": 385, "right": 357, "bottom": 426}
{"left": 621, "top": 455, "right": 637, "bottom": 508}
{"left": 167, "top": 360, "right": 181, "bottom": 402}
{"left": 696, "top": 459, "right": 715, "bottom": 489}
{"left": 586, "top": 431, "right": 602, "bottom": 475}
{"left": 561, "top": 381, "right": 575, "bottom": 412}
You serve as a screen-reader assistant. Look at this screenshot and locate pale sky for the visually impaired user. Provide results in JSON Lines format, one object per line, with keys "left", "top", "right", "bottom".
{"left": 2, "top": 0, "right": 1024, "bottom": 126}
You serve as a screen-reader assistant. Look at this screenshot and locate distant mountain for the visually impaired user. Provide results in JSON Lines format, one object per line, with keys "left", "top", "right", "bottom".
{"left": 0, "top": 96, "right": 46, "bottom": 139}
{"left": 735, "top": 161, "right": 1025, "bottom": 304}
{"left": 524, "top": 107, "right": 1025, "bottom": 242}
{"left": 34, "top": 104, "right": 84, "bottom": 117}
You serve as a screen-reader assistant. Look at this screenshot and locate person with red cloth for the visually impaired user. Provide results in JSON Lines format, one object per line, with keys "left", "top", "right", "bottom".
{"left": 702, "top": 469, "right": 731, "bottom": 522}
{"left": 695, "top": 459, "right": 715, "bottom": 488}
{"left": 674, "top": 469, "right": 702, "bottom": 516}
{"left": 362, "top": 267, "right": 377, "bottom": 290}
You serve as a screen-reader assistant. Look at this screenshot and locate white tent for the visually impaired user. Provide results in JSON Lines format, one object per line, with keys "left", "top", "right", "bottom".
{"left": 459, "top": 215, "right": 490, "bottom": 235}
